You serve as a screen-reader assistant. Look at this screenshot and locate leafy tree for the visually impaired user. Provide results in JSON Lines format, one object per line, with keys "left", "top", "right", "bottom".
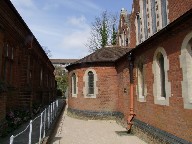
{"left": 86, "top": 11, "right": 118, "bottom": 52}
{"left": 54, "top": 66, "right": 68, "bottom": 96}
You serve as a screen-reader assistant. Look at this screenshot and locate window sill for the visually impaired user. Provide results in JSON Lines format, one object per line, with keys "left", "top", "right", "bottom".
{"left": 157, "top": 97, "right": 166, "bottom": 101}
{"left": 138, "top": 95, "right": 146, "bottom": 102}
{"left": 138, "top": 98, "right": 146, "bottom": 102}
{"left": 154, "top": 97, "right": 168, "bottom": 106}
{"left": 84, "top": 94, "right": 96, "bottom": 98}
{"left": 72, "top": 94, "right": 77, "bottom": 98}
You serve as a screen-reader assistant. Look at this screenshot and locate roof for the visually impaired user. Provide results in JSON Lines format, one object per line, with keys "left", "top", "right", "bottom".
{"left": 66, "top": 46, "right": 132, "bottom": 69}
{"left": 51, "top": 59, "right": 79, "bottom": 64}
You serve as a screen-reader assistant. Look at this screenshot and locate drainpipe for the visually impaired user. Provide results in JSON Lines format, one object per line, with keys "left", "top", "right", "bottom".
{"left": 127, "top": 52, "right": 136, "bottom": 133}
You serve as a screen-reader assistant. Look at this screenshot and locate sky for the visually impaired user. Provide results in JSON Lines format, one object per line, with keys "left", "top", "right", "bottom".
{"left": 10, "top": 0, "right": 133, "bottom": 59}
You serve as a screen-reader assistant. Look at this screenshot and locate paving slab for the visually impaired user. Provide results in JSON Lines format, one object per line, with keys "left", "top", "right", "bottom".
{"left": 50, "top": 109, "right": 147, "bottom": 144}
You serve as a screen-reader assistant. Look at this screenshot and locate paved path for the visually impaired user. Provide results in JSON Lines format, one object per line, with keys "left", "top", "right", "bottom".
{"left": 50, "top": 109, "right": 147, "bottom": 144}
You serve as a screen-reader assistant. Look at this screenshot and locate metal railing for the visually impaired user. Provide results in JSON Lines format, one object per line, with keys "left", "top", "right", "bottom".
{"left": 9, "top": 100, "right": 59, "bottom": 144}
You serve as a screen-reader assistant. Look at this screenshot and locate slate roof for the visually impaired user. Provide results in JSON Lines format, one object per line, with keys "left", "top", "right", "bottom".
{"left": 69, "top": 46, "right": 132, "bottom": 66}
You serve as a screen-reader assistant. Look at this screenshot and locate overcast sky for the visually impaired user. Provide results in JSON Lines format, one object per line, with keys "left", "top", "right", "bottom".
{"left": 10, "top": 0, "right": 133, "bottom": 59}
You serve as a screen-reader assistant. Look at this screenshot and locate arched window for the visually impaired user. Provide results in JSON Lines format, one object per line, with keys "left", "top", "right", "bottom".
{"left": 143, "top": 0, "right": 148, "bottom": 39}
{"left": 152, "top": 47, "right": 171, "bottom": 105}
{"left": 136, "top": 58, "right": 147, "bottom": 102}
{"left": 138, "top": 62, "right": 145, "bottom": 96}
{"left": 156, "top": 52, "right": 166, "bottom": 97}
{"left": 72, "top": 73, "right": 78, "bottom": 97}
{"left": 151, "top": 0, "right": 157, "bottom": 33}
{"left": 180, "top": 31, "right": 192, "bottom": 109}
{"left": 161, "top": 0, "right": 168, "bottom": 27}
{"left": 83, "top": 69, "right": 98, "bottom": 98}
{"left": 88, "top": 71, "right": 94, "bottom": 94}
{"left": 136, "top": 13, "right": 141, "bottom": 44}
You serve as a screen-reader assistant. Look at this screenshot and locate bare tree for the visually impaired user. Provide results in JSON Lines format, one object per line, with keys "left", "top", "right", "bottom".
{"left": 86, "top": 11, "right": 118, "bottom": 52}
{"left": 42, "top": 46, "right": 52, "bottom": 58}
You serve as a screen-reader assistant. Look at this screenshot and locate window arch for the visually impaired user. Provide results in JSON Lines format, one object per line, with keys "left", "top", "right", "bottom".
{"left": 180, "top": 31, "right": 192, "bottom": 109}
{"left": 136, "top": 58, "right": 147, "bottom": 102}
{"left": 83, "top": 69, "right": 98, "bottom": 98}
{"left": 152, "top": 47, "right": 171, "bottom": 105}
{"left": 71, "top": 72, "right": 78, "bottom": 97}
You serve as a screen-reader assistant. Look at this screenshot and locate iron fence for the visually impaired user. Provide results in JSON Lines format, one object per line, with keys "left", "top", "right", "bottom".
{"left": 9, "top": 100, "right": 59, "bottom": 144}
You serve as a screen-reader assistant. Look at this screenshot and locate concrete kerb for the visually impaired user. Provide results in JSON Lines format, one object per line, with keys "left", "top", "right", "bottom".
{"left": 42, "top": 100, "right": 66, "bottom": 144}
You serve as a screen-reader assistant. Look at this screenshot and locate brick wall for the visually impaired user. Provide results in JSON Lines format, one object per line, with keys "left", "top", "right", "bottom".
{"left": 68, "top": 66, "right": 118, "bottom": 113}
{"left": 168, "top": 0, "right": 192, "bottom": 22}
{"left": 116, "top": 58, "right": 130, "bottom": 123}
{"left": 0, "top": 0, "right": 56, "bottom": 115}
{"left": 131, "top": 24, "right": 192, "bottom": 142}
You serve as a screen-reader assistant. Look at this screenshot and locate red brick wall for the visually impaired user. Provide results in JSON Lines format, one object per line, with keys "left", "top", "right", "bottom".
{"left": 168, "top": 0, "right": 192, "bottom": 23}
{"left": 68, "top": 66, "right": 118, "bottom": 112}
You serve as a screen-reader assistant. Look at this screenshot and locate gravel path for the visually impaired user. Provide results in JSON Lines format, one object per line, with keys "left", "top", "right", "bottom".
{"left": 50, "top": 109, "right": 147, "bottom": 144}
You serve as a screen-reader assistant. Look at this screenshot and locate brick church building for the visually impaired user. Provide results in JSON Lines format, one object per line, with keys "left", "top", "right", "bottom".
{"left": 0, "top": 0, "right": 56, "bottom": 134}
{"left": 66, "top": 0, "right": 192, "bottom": 143}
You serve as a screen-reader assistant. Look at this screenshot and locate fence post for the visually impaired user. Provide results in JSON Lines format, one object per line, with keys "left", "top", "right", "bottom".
{"left": 43, "top": 108, "right": 46, "bottom": 138}
{"left": 39, "top": 112, "right": 43, "bottom": 144}
{"left": 48, "top": 105, "right": 50, "bottom": 128}
{"left": 53, "top": 102, "right": 55, "bottom": 118}
{"left": 57, "top": 100, "right": 59, "bottom": 112}
{"left": 51, "top": 103, "right": 53, "bottom": 123}
{"left": 10, "top": 135, "right": 14, "bottom": 144}
{"left": 29, "top": 120, "right": 32, "bottom": 144}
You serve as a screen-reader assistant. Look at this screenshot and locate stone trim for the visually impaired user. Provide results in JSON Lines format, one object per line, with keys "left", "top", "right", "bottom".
{"left": 133, "top": 118, "right": 191, "bottom": 144}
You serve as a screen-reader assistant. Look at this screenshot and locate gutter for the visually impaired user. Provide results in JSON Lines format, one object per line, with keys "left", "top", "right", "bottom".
{"left": 127, "top": 52, "right": 136, "bottom": 133}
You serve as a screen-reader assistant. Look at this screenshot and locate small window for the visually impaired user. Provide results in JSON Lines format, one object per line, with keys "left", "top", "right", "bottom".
{"left": 88, "top": 71, "right": 94, "bottom": 94}
{"left": 6, "top": 44, "right": 9, "bottom": 57}
{"left": 11, "top": 47, "right": 14, "bottom": 59}
{"left": 40, "top": 68, "right": 43, "bottom": 86}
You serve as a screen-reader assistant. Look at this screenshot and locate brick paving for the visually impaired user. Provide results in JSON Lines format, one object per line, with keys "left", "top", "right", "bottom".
{"left": 50, "top": 108, "right": 147, "bottom": 144}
